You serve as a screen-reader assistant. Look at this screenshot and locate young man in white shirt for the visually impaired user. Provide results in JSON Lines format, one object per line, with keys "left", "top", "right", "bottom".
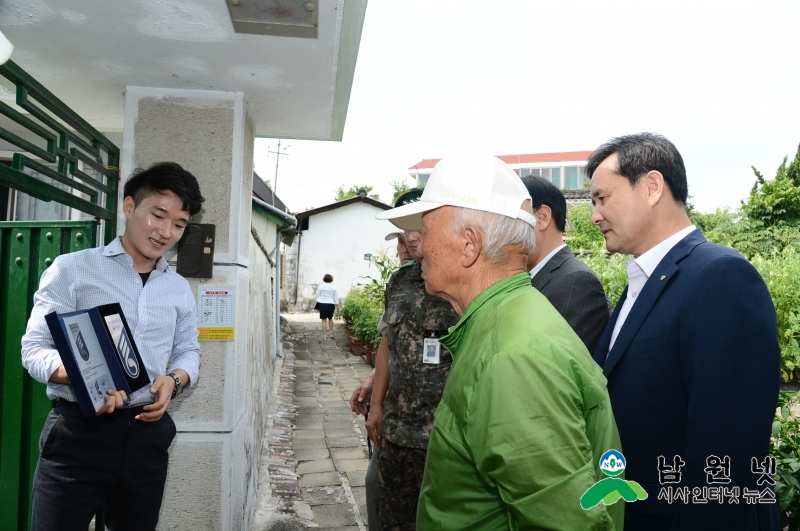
{"left": 22, "top": 162, "right": 204, "bottom": 531}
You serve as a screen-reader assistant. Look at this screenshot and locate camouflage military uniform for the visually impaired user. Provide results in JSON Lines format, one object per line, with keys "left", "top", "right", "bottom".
{"left": 378, "top": 259, "right": 459, "bottom": 530}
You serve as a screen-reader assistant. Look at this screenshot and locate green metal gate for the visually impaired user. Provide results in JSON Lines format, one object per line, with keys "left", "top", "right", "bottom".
{"left": 0, "top": 221, "right": 97, "bottom": 530}
{"left": 0, "top": 59, "right": 119, "bottom": 531}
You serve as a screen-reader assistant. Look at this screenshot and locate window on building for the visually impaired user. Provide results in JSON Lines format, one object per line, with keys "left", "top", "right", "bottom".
{"left": 520, "top": 168, "right": 531, "bottom": 177}
{"left": 551, "top": 167, "right": 561, "bottom": 188}
{"left": 565, "top": 167, "right": 579, "bottom": 189}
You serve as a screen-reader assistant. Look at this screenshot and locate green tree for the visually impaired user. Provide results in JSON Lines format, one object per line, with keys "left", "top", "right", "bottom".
{"left": 718, "top": 143, "right": 800, "bottom": 258}
{"left": 390, "top": 177, "right": 413, "bottom": 205}
{"left": 334, "top": 184, "right": 380, "bottom": 202}
{"left": 743, "top": 144, "right": 800, "bottom": 228}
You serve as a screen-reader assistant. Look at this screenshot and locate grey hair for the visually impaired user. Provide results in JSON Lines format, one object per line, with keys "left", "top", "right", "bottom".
{"left": 450, "top": 208, "right": 536, "bottom": 264}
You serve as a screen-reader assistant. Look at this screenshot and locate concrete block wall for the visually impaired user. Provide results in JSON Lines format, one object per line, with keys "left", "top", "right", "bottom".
{"left": 120, "top": 87, "right": 270, "bottom": 530}
{"left": 244, "top": 227, "right": 275, "bottom": 527}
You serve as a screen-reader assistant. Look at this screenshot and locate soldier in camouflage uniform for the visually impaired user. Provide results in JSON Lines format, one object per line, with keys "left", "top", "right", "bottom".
{"left": 366, "top": 189, "right": 460, "bottom": 530}
{"left": 350, "top": 229, "right": 413, "bottom": 531}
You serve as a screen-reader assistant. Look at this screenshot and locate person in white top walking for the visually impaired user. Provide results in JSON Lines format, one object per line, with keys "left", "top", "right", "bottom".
{"left": 315, "top": 274, "right": 339, "bottom": 340}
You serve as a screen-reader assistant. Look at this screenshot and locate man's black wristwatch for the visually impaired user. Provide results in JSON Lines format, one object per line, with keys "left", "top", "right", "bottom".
{"left": 168, "top": 372, "right": 182, "bottom": 399}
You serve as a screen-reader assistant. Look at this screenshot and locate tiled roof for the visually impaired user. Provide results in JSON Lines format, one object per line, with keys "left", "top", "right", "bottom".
{"left": 252, "top": 172, "right": 288, "bottom": 212}
{"left": 409, "top": 151, "right": 593, "bottom": 171}
{"left": 293, "top": 194, "right": 391, "bottom": 219}
{"left": 563, "top": 189, "right": 591, "bottom": 200}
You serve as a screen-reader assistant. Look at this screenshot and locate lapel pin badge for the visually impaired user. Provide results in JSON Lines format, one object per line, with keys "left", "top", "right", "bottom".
{"left": 660, "top": 275, "right": 666, "bottom": 281}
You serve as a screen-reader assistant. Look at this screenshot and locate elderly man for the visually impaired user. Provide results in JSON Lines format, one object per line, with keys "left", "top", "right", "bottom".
{"left": 588, "top": 133, "right": 780, "bottom": 531}
{"left": 377, "top": 157, "right": 622, "bottom": 530}
{"left": 356, "top": 188, "right": 459, "bottom": 530}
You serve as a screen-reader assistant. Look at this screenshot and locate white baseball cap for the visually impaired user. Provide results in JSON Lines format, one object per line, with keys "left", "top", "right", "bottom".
{"left": 376, "top": 156, "right": 537, "bottom": 231}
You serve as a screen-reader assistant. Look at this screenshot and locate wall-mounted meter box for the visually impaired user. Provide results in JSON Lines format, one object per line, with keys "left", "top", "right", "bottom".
{"left": 177, "top": 224, "right": 215, "bottom": 278}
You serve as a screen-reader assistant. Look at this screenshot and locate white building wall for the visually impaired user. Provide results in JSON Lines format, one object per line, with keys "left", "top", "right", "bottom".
{"left": 285, "top": 202, "right": 396, "bottom": 311}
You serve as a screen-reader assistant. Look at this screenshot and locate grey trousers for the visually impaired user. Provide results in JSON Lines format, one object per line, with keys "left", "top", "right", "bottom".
{"left": 365, "top": 447, "right": 380, "bottom": 531}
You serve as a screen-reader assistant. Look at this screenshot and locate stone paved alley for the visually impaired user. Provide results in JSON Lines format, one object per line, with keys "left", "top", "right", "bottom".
{"left": 252, "top": 313, "right": 374, "bottom": 531}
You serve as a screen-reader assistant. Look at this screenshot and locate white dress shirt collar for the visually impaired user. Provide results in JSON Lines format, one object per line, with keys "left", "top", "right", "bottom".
{"left": 104, "top": 236, "right": 170, "bottom": 273}
{"left": 530, "top": 243, "right": 568, "bottom": 279}
{"left": 633, "top": 225, "right": 697, "bottom": 278}
{"left": 608, "top": 225, "right": 696, "bottom": 352}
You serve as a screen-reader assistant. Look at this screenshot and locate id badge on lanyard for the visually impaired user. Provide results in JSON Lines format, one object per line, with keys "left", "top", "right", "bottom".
{"left": 423, "top": 333, "right": 441, "bottom": 364}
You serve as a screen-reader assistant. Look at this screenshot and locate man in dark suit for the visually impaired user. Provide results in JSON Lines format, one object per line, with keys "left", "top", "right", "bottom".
{"left": 523, "top": 176, "right": 610, "bottom": 354}
{"left": 589, "top": 133, "right": 780, "bottom": 531}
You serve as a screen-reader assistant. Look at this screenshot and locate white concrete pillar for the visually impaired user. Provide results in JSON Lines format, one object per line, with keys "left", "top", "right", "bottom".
{"left": 120, "top": 87, "right": 256, "bottom": 531}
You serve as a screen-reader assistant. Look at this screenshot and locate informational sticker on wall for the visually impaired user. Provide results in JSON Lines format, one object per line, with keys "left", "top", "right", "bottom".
{"left": 198, "top": 285, "right": 235, "bottom": 341}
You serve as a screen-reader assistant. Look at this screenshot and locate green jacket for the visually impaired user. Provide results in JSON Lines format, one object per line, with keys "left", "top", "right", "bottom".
{"left": 416, "top": 273, "right": 623, "bottom": 530}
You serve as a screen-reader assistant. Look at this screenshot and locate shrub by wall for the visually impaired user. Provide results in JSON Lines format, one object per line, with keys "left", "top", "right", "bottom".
{"left": 751, "top": 251, "right": 800, "bottom": 383}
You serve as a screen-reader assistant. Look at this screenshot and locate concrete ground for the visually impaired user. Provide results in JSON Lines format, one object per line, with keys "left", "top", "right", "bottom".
{"left": 252, "top": 313, "right": 374, "bottom": 531}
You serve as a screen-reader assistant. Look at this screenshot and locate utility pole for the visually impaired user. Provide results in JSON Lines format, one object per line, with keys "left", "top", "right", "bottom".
{"left": 267, "top": 139, "right": 290, "bottom": 203}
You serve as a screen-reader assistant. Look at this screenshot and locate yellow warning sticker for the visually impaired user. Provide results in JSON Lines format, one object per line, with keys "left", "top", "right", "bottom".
{"left": 198, "top": 327, "right": 234, "bottom": 341}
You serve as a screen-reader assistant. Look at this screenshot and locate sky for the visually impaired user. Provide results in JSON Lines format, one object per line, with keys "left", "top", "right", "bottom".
{"left": 254, "top": 0, "right": 800, "bottom": 214}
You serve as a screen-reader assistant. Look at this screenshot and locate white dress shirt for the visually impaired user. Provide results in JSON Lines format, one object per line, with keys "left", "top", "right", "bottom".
{"left": 21, "top": 237, "right": 201, "bottom": 406}
{"left": 608, "top": 225, "right": 697, "bottom": 351}
{"left": 529, "top": 243, "right": 568, "bottom": 279}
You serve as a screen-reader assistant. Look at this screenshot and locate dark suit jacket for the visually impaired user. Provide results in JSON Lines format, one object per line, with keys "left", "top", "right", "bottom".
{"left": 531, "top": 245, "right": 610, "bottom": 354}
{"left": 593, "top": 230, "right": 780, "bottom": 531}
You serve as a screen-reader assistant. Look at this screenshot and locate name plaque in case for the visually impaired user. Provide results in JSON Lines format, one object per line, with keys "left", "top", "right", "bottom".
{"left": 45, "top": 303, "right": 150, "bottom": 417}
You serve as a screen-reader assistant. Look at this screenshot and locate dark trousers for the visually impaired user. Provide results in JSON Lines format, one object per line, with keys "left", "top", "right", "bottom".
{"left": 30, "top": 400, "right": 176, "bottom": 531}
{"left": 365, "top": 447, "right": 380, "bottom": 530}
{"left": 378, "top": 439, "right": 427, "bottom": 531}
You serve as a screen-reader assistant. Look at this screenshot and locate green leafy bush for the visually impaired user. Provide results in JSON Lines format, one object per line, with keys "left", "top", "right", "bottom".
{"left": 751, "top": 251, "right": 800, "bottom": 382}
{"left": 337, "top": 287, "right": 365, "bottom": 324}
{"left": 566, "top": 203, "right": 629, "bottom": 309}
{"left": 338, "top": 252, "right": 400, "bottom": 350}
{"left": 566, "top": 203, "right": 606, "bottom": 252}
{"left": 688, "top": 207, "right": 742, "bottom": 248}
{"left": 576, "top": 251, "right": 629, "bottom": 309}
{"left": 732, "top": 222, "right": 800, "bottom": 260}
{"left": 771, "top": 391, "right": 800, "bottom": 529}
{"left": 338, "top": 288, "right": 382, "bottom": 348}
{"left": 352, "top": 296, "right": 383, "bottom": 350}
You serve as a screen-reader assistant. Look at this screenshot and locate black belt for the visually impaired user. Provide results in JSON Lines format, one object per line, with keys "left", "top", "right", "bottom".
{"left": 51, "top": 398, "right": 149, "bottom": 417}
